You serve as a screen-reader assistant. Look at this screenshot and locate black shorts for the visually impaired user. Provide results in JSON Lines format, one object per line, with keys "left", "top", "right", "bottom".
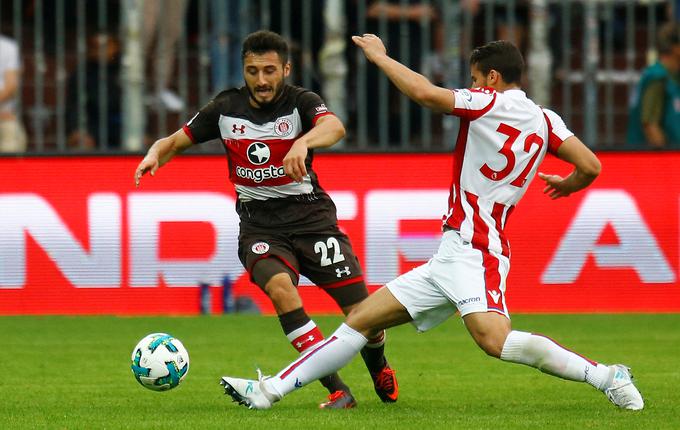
{"left": 238, "top": 225, "right": 368, "bottom": 308}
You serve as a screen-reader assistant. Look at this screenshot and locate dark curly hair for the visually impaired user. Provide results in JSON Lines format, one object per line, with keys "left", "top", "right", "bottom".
{"left": 469, "top": 40, "right": 524, "bottom": 85}
{"left": 241, "top": 30, "right": 289, "bottom": 64}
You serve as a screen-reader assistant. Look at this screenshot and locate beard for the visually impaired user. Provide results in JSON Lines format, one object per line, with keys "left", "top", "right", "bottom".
{"left": 246, "top": 81, "right": 285, "bottom": 108}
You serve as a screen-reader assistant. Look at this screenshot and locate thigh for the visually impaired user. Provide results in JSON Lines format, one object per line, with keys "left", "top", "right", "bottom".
{"left": 386, "top": 262, "right": 456, "bottom": 332}
{"left": 346, "top": 286, "right": 413, "bottom": 338}
{"left": 238, "top": 230, "right": 300, "bottom": 286}
{"left": 293, "top": 227, "right": 369, "bottom": 308}
{"left": 251, "top": 257, "right": 298, "bottom": 291}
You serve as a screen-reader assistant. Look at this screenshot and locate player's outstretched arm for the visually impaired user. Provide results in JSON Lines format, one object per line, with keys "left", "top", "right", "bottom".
{"left": 352, "top": 34, "right": 454, "bottom": 114}
{"left": 537, "top": 136, "right": 601, "bottom": 199}
{"left": 284, "top": 115, "right": 345, "bottom": 183}
{"left": 134, "top": 128, "right": 193, "bottom": 187}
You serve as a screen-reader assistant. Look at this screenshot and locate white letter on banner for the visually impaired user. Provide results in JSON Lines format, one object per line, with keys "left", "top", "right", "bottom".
{"left": 542, "top": 190, "right": 675, "bottom": 284}
{"left": 0, "top": 193, "right": 121, "bottom": 288}
{"left": 365, "top": 190, "right": 448, "bottom": 284}
{"left": 129, "top": 192, "right": 243, "bottom": 287}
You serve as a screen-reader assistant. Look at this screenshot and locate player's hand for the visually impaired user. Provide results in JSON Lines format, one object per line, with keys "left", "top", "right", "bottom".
{"left": 283, "top": 140, "right": 308, "bottom": 183}
{"left": 351, "top": 34, "right": 387, "bottom": 64}
{"left": 134, "top": 155, "right": 160, "bottom": 187}
{"left": 537, "top": 172, "right": 572, "bottom": 199}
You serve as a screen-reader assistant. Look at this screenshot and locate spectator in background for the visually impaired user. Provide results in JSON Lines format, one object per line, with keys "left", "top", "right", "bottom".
{"left": 0, "top": 33, "right": 26, "bottom": 153}
{"left": 627, "top": 22, "right": 680, "bottom": 149}
{"left": 495, "top": 0, "right": 529, "bottom": 53}
{"left": 358, "top": 0, "right": 440, "bottom": 146}
{"left": 143, "top": 0, "right": 188, "bottom": 112}
{"left": 66, "top": 32, "right": 122, "bottom": 150}
{"left": 210, "top": 0, "right": 252, "bottom": 92}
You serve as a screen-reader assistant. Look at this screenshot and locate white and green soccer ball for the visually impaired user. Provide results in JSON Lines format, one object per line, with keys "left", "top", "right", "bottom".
{"left": 131, "top": 333, "right": 190, "bottom": 391}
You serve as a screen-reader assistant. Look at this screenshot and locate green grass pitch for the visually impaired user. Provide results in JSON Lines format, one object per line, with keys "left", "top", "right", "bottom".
{"left": 0, "top": 314, "right": 678, "bottom": 429}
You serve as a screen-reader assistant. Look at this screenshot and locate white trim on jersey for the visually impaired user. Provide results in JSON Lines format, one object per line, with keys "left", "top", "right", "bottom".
{"left": 542, "top": 107, "right": 574, "bottom": 154}
{"left": 235, "top": 176, "right": 313, "bottom": 201}
{"left": 218, "top": 108, "right": 303, "bottom": 140}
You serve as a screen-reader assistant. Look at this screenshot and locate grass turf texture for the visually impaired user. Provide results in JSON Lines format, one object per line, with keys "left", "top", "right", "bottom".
{"left": 0, "top": 314, "right": 678, "bottom": 429}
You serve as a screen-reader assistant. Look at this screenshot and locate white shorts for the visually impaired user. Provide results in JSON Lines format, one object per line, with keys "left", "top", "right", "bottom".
{"left": 386, "top": 229, "right": 510, "bottom": 332}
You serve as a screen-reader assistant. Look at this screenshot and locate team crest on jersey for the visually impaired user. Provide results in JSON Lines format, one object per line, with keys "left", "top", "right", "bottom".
{"left": 247, "top": 142, "right": 271, "bottom": 165}
{"left": 274, "top": 117, "right": 293, "bottom": 137}
{"left": 459, "top": 89, "right": 473, "bottom": 102}
{"left": 251, "top": 242, "right": 270, "bottom": 255}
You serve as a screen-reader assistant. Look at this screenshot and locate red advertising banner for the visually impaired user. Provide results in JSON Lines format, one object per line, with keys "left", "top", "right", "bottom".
{"left": 0, "top": 152, "right": 678, "bottom": 315}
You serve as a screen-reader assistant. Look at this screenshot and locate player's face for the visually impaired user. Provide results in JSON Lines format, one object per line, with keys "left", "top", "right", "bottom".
{"left": 243, "top": 51, "right": 291, "bottom": 107}
{"left": 470, "top": 64, "right": 488, "bottom": 88}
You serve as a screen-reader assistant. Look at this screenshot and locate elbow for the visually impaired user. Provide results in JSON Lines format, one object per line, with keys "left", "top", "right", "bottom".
{"left": 338, "top": 122, "right": 346, "bottom": 140}
{"left": 582, "top": 156, "right": 601, "bottom": 179}
{"left": 412, "top": 86, "right": 434, "bottom": 107}
{"left": 330, "top": 117, "right": 346, "bottom": 141}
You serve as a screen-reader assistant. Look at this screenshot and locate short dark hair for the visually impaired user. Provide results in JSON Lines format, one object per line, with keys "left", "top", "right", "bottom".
{"left": 469, "top": 40, "right": 524, "bottom": 85}
{"left": 241, "top": 30, "right": 289, "bottom": 64}
{"left": 657, "top": 22, "right": 680, "bottom": 55}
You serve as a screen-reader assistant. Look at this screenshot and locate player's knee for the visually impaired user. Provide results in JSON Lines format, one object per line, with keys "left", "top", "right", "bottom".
{"left": 472, "top": 331, "right": 508, "bottom": 358}
{"left": 264, "top": 275, "right": 299, "bottom": 308}
{"left": 345, "top": 307, "right": 377, "bottom": 339}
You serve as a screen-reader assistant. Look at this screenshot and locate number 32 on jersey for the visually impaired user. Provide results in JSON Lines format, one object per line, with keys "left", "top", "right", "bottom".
{"left": 480, "top": 122, "right": 544, "bottom": 188}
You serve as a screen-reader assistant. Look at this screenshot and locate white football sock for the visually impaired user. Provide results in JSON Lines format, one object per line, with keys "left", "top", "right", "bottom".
{"left": 500, "top": 330, "right": 610, "bottom": 391}
{"left": 264, "top": 323, "right": 368, "bottom": 398}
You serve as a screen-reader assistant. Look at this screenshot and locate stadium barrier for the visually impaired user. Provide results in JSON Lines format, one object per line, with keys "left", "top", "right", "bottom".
{"left": 4, "top": 0, "right": 670, "bottom": 152}
{"left": 0, "top": 152, "right": 678, "bottom": 315}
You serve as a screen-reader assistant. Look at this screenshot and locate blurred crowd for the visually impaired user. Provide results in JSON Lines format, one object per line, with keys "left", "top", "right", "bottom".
{"left": 0, "top": 0, "right": 678, "bottom": 153}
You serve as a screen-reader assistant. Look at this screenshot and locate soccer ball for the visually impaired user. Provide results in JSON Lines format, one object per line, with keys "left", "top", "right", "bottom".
{"left": 130, "top": 333, "right": 190, "bottom": 391}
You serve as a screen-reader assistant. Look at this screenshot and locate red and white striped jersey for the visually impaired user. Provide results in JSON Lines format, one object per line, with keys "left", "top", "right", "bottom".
{"left": 444, "top": 87, "right": 574, "bottom": 256}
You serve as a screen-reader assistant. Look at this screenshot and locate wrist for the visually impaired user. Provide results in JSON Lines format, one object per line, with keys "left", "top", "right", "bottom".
{"left": 295, "top": 138, "right": 310, "bottom": 148}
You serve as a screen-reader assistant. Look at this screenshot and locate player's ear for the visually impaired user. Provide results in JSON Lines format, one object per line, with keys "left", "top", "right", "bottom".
{"left": 488, "top": 69, "right": 501, "bottom": 85}
{"left": 283, "top": 62, "right": 291, "bottom": 78}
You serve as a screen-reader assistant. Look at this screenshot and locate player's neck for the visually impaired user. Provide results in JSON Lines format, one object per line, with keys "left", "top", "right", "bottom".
{"left": 491, "top": 83, "right": 521, "bottom": 93}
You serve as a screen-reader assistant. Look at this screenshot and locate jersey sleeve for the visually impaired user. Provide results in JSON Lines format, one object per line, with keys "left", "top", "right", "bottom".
{"left": 542, "top": 108, "right": 574, "bottom": 154}
{"left": 449, "top": 87, "right": 497, "bottom": 121}
{"left": 297, "top": 90, "right": 334, "bottom": 130}
{"left": 182, "top": 96, "right": 223, "bottom": 144}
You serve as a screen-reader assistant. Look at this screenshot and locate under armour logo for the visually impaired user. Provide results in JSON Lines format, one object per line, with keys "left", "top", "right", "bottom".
{"left": 488, "top": 290, "right": 501, "bottom": 304}
{"left": 336, "top": 266, "right": 351, "bottom": 277}
{"left": 232, "top": 124, "right": 245, "bottom": 134}
{"left": 295, "top": 335, "right": 315, "bottom": 349}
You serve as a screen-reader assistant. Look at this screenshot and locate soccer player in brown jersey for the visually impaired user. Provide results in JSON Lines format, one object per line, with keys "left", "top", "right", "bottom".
{"left": 134, "top": 30, "right": 397, "bottom": 409}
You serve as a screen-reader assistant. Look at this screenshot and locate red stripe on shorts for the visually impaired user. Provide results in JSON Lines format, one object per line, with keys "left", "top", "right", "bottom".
{"left": 320, "top": 275, "right": 364, "bottom": 289}
{"left": 466, "top": 192, "right": 506, "bottom": 314}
